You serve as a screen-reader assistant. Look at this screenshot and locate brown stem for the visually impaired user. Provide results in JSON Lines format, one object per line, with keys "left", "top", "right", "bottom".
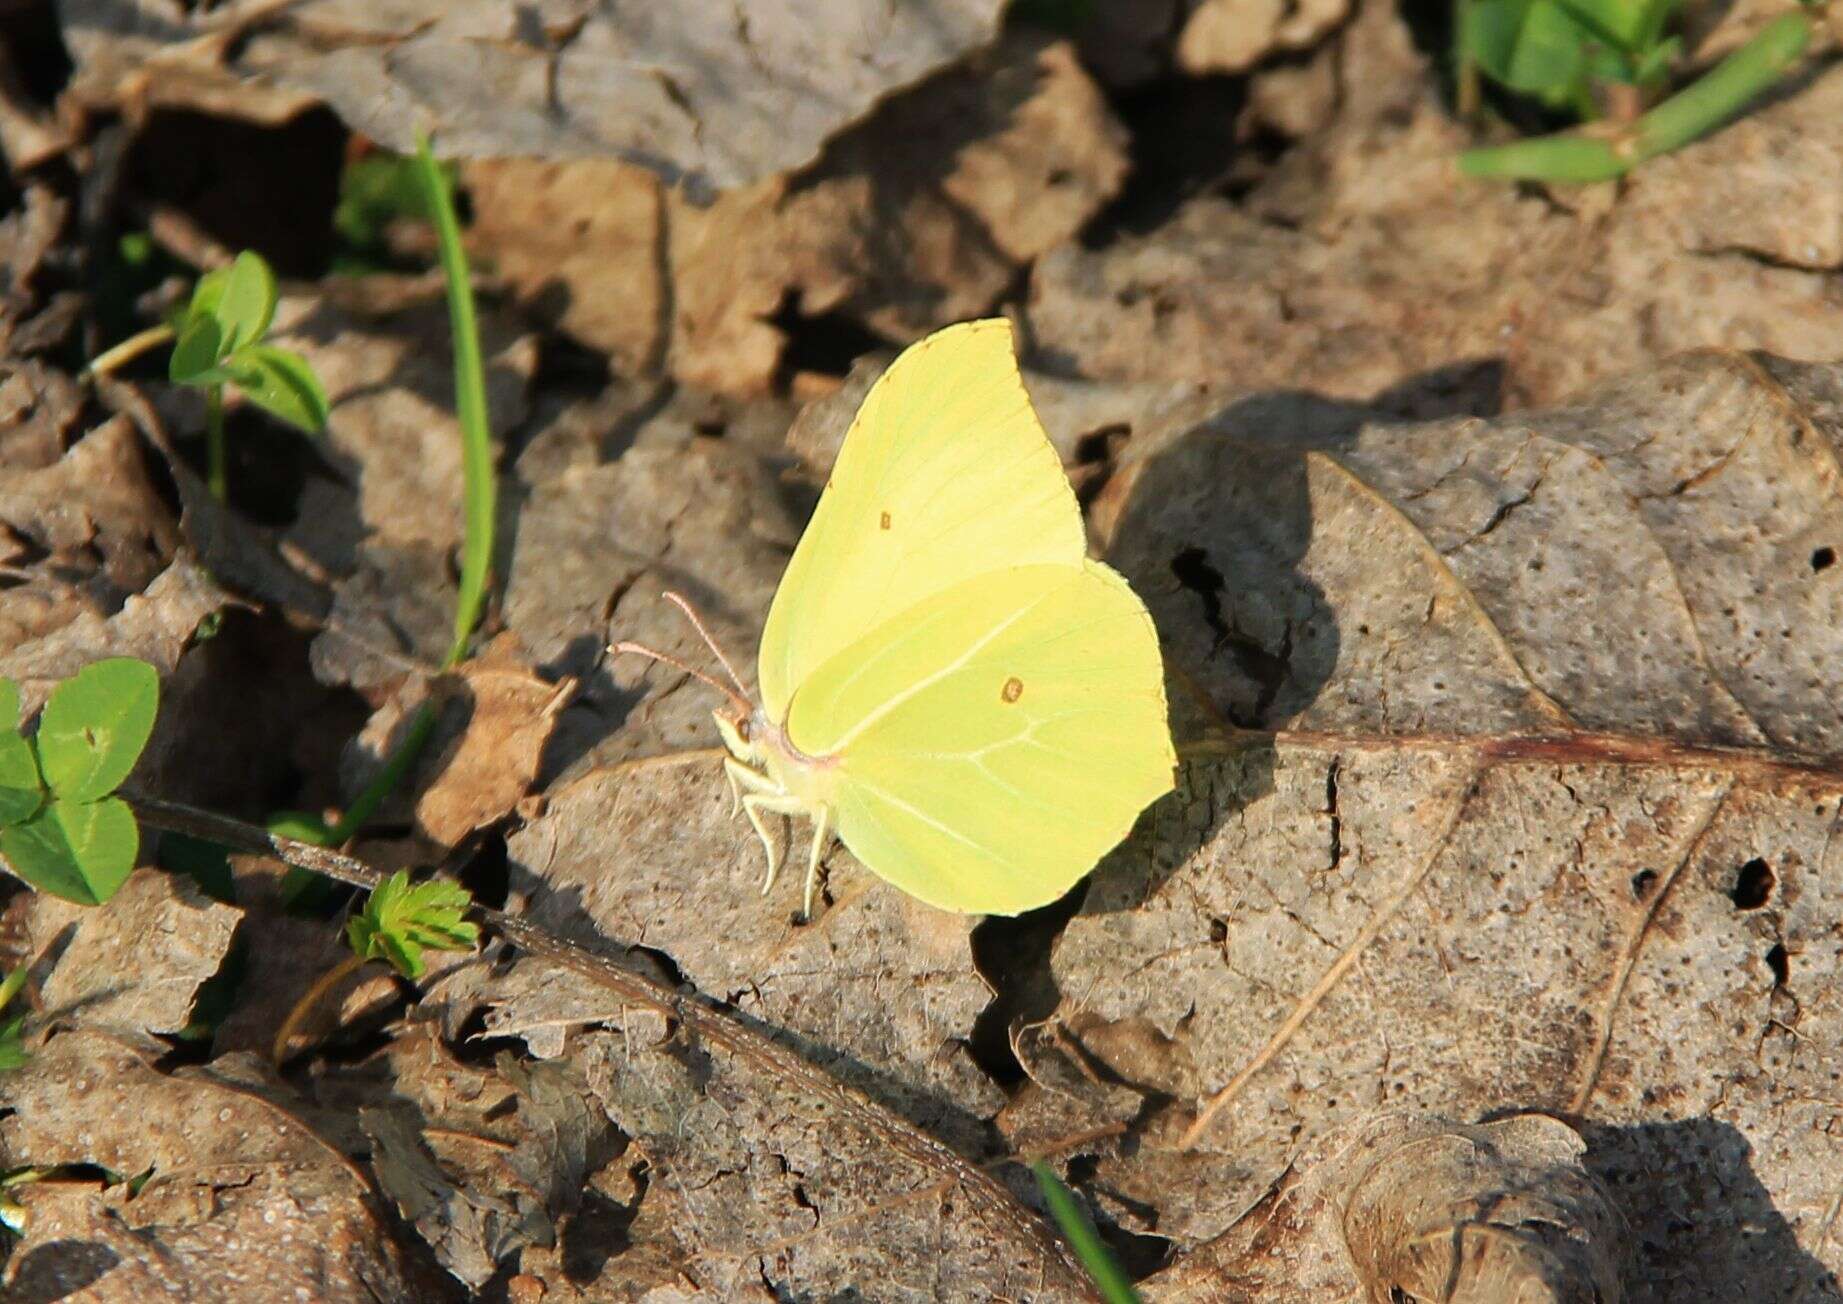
{"left": 271, "top": 950, "right": 370, "bottom": 1068}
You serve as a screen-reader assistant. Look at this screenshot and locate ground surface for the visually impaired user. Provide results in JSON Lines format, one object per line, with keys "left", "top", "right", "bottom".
{"left": 1, "top": 1, "right": 1842, "bottom": 1300}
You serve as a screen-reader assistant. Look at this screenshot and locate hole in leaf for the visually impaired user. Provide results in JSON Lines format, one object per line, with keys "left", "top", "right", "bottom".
{"left": 1729, "top": 858, "right": 1773, "bottom": 910}
{"left": 1630, "top": 869, "right": 1657, "bottom": 900}
{"left": 1812, "top": 547, "right": 1836, "bottom": 573}
{"left": 1766, "top": 943, "right": 1789, "bottom": 988}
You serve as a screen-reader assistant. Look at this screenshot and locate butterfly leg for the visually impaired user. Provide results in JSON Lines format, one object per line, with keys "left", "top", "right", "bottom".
{"left": 740, "top": 791, "right": 810, "bottom": 898}
{"left": 800, "top": 804, "right": 834, "bottom": 921}
{"left": 723, "top": 756, "right": 774, "bottom": 816}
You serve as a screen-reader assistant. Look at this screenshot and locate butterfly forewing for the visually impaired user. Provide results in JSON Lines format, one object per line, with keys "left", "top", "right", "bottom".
{"left": 756, "top": 320, "right": 1085, "bottom": 720}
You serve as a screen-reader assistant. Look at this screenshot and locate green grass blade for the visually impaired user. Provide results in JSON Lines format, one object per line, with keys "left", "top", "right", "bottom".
{"left": 412, "top": 132, "right": 495, "bottom": 670}
{"left": 1031, "top": 1162, "right": 1142, "bottom": 1303}
{"left": 1459, "top": 130, "right": 1628, "bottom": 180}
{"left": 1626, "top": 11, "right": 1808, "bottom": 162}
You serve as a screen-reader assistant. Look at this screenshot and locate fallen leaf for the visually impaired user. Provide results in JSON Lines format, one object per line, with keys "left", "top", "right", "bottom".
{"left": 466, "top": 35, "right": 1127, "bottom": 396}
{"left": 0, "top": 1033, "right": 414, "bottom": 1300}
{"left": 1176, "top": 0, "right": 1349, "bottom": 74}
{"left": 1143, "top": 1113, "right": 1628, "bottom": 1302}
{"left": 411, "top": 636, "right": 573, "bottom": 847}
{"left": 996, "top": 350, "right": 1843, "bottom": 1293}
{"left": 24, "top": 868, "right": 239, "bottom": 1045}
{"left": 62, "top": 0, "right": 1009, "bottom": 194}
{"left": 1029, "top": 6, "right": 1843, "bottom": 412}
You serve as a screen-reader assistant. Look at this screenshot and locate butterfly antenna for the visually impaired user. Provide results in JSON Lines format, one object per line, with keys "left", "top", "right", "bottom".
{"left": 662, "top": 591, "right": 753, "bottom": 704}
{"left": 609, "top": 640, "right": 753, "bottom": 716}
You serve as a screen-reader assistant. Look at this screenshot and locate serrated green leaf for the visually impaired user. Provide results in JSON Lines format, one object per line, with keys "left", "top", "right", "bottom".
{"left": 0, "top": 680, "right": 17, "bottom": 729}
{"left": 213, "top": 251, "right": 278, "bottom": 353}
{"left": 169, "top": 315, "right": 225, "bottom": 383}
{"left": 36, "top": 658, "right": 159, "bottom": 802}
{"left": 224, "top": 344, "right": 330, "bottom": 434}
{"left": 0, "top": 796, "right": 139, "bottom": 905}
{"left": 346, "top": 870, "right": 479, "bottom": 979}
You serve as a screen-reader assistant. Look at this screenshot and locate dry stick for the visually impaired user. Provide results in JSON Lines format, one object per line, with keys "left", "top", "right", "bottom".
{"left": 1570, "top": 784, "right": 1732, "bottom": 1114}
{"left": 1178, "top": 775, "right": 1478, "bottom": 1150}
{"left": 123, "top": 791, "right": 1087, "bottom": 1288}
{"left": 272, "top": 950, "right": 369, "bottom": 1067}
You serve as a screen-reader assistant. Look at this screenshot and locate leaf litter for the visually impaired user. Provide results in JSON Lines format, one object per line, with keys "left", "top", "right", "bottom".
{"left": 6, "top": 0, "right": 1843, "bottom": 1298}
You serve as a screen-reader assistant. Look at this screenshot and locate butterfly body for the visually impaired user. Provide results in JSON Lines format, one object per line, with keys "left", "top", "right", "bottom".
{"left": 694, "top": 318, "right": 1175, "bottom": 918}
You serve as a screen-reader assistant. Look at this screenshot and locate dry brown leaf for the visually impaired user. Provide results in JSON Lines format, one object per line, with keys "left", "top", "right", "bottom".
{"left": 411, "top": 636, "right": 573, "bottom": 847}
{"left": 988, "top": 350, "right": 1843, "bottom": 1294}
{"left": 1143, "top": 1113, "right": 1628, "bottom": 1302}
{"left": 61, "top": 0, "right": 1007, "bottom": 194}
{"left": 463, "top": 956, "right": 1092, "bottom": 1300}
{"left": 1030, "top": 7, "right": 1843, "bottom": 412}
{"left": 506, "top": 755, "right": 1006, "bottom": 1152}
{"left": 0, "top": 1034, "right": 414, "bottom": 1301}
{"left": 1176, "top": 0, "right": 1349, "bottom": 74}
{"left": 0, "top": 556, "right": 231, "bottom": 716}
{"left": 23, "top": 869, "right": 239, "bottom": 1045}
{"left": 466, "top": 35, "right": 1127, "bottom": 396}
{"left": 349, "top": 1020, "right": 617, "bottom": 1289}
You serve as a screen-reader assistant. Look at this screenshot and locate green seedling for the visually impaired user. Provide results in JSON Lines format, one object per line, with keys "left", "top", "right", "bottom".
{"left": 278, "top": 132, "right": 494, "bottom": 854}
{"left": 169, "top": 250, "right": 330, "bottom": 500}
{"left": 0, "top": 660, "right": 158, "bottom": 906}
{"left": 272, "top": 870, "right": 477, "bottom": 1065}
{"left": 346, "top": 871, "right": 479, "bottom": 979}
{"left": 1457, "top": 0, "right": 1812, "bottom": 181}
{"left": 1032, "top": 1161, "right": 1142, "bottom": 1304}
{"left": 86, "top": 250, "right": 331, "bottom": 502}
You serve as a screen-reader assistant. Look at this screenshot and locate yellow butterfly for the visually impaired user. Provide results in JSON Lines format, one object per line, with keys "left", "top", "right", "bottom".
{"left": 621, "top": 320, "right": 1174, "bottom": 917}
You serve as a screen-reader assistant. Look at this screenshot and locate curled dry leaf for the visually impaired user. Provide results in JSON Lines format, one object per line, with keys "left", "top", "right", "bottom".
{"left": 466, "top": 35, "right": 1128, "bottom": 395}
{"left": 60, "top": 0, "right": 1007, "bottom": 194}
{"left": 346, "top": 1020, "right": 617, "bottom": 1289}
{"left": 1029, "top": 26, "right": 1843, "bottom": 412}
{"left": 410, "top": 635, "right": 574, "bottom": 847}
{"left": 1004, "top": 351, "right": 1843, "bottom": 1297}
{"left": 1142, "top": 1113, "right": 1626, "bottom": 1302}
{"left": 0, "top": 1033, "right": 413, "bottom": 1300}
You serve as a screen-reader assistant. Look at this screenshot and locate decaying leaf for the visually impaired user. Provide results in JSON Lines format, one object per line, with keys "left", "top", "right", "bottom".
{"left": 24, "top": 868, "right": 239, "bottom": 1044}
{"left": 996, "top": 349, "right": 1843, "bottom": 1295}
{"left": 506, "top": 756, "right": 1006, "bottom": 1151}
{"left": 1143, "top": 1112, "right": 1627, "bottom": 1302}
{"left": 461, "top": 950, "right": 1092, "bottom": 1300}
{"left": 0, "top": 557, "right": 231, "bottom": 717}
{"left": 1030, "top": 8, "right": 1843, "bottom": 412}
{"left": 60, "top": 0, "right": 1009, "bottom": 194}
{"left": 349, "top": 1020, "right": 616, "bottom": 1288}
{"left": 1176, "top": 0, "right": 1350, "bottom": 74}
{"left": 0, "top": 1033, "right": 414, "bottom": 1301}
{"left": 410, "top": 636, "right": 574, "bottom": 847}
{"left": 466, "top": 34, "right": 1128, "bottom": 395}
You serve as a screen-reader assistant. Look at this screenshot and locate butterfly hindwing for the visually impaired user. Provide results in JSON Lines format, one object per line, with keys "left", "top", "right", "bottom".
{"left": 787, "top": 562, "right": 1175, "bottom": 915}
{"left": 756, "top": 320, "right": 1085, "bottom": 720}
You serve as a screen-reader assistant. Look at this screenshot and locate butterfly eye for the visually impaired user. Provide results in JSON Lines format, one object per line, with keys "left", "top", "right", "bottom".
{"left": 735, "top": 716, "right": 752, "bottom": 742}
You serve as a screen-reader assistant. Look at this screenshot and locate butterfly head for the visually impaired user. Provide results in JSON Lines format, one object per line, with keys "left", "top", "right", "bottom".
{"left": 713, "top": 706, "right": 764, "bottom": 767}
